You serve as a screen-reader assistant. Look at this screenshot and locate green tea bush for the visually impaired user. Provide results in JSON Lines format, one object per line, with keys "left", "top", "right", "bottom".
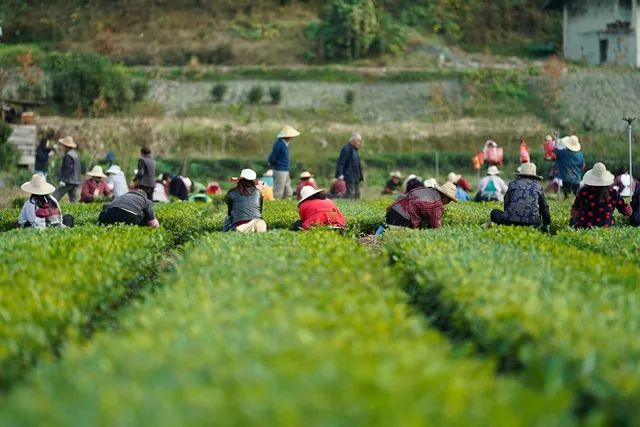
{"left": 0, "top": 232, "right": 572, "bottom": 425}
{"left": 211, "top": 82, "right": 227, "bottom": 103}
{"left": 384, "top": 226, "right": 640, "bottom": 423}
{"left": 247, "top": 85, "right": 264, "bottom": 104}
{"left": 0, "top": 225, "right": 169, "bottom": 389}
{"left": 268, "top": 85, "right": 282, "bottom": 105}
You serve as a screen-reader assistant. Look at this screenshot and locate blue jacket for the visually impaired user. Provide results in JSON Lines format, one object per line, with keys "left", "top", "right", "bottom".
{"left": 335, "top": 143, "right": 363, "bottom": 181}
{"left": 268, "top": 138, "right": 290, "bottom": 171}
{"left": 503, "top": 178, "right": 551, "bottom": 225}
{"left": 554, "top": 148, "right": 584, "bottom": 184}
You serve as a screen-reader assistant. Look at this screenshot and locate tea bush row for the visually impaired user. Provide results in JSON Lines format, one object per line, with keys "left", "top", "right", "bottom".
{"left": 384, "top": 226, "right": 640, "bottom": 424}
{"left": 0, "top": 232, "right": 572, "bottom": 426}
{"left": 0, "top": 225, "right": 169, "bottom": 389}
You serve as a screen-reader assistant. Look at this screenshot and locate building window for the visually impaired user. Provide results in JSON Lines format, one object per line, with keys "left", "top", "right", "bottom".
{"left": 620, "top": 0, "right": 632, "bottom": 10}
{"left": 600, "top": 39, "right": 609, "bottom": 64}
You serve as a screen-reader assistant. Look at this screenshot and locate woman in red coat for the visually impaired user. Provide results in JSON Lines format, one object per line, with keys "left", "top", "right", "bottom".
{"left": 293, "top": 186, "right": 347, "bottom": 231}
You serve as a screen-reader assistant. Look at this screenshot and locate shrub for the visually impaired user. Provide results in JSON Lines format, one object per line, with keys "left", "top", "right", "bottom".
{"left": 42, "top": 53, "right": 134, "bottom": 114}
{"left": 344, "top": 89, "right": 355, "bottom": 106}
{"left": 211, "top": 83, "right": 227, "bottom": 103}
{"left": 246, "top": 84, "right": 264, "bottom": 104}
{"left": 268, "top": 85, "right": 282, "bottom": 105}
{"left": 131, "top": 78, "right": 150, "bottom": 102}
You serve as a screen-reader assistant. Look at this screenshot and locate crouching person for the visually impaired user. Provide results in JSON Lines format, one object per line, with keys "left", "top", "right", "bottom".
{"left": 490, "top": 162, "right": 551, "bottom": 228}
{"left": 98, "top": 189, "right": 160, "bottom": 228}
{"left": 292, "top": 186, "right": 347, "bottom": 231}
{"left": 385, "top": 181, "right": 457, "bottom": 229}
{"left": 18, "top": 174, "right": 73, "bottom": 228}
{"left": 223, "top": 169, "right": 267, "bottom": 233}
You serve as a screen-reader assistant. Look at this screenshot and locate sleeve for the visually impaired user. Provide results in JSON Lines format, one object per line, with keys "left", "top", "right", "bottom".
{"left": 259, "top": 192, "right": 264, "bottom": 214}
{"left": 225, "top": 193, "right": 232, "bottom": 216}
{"left": 102, "top": 181, "right": 112, "bottom": 197}
{"left": 427, "top": 205, "right": 443, "bottom": 229}
{"left": 143, "top": 199, "right": 156, "bottom": 221}
{"left": 135, "top": 158, "right": 144, "bottom": 181}
{"left": 267, "top": 141, "right": 279, "bottom": 166}
{"left": 80, "top": 180, "right": 93, "bottom": 202}
{"left": 539, "top": 190, "right": 551, "bottom": 225}
{"left": 632, "top": 187, "right": 640, "bottom": 213}
{"left": 503, "top": 187, "right": 512, "bottom": 208}
{"left": 60, "top": 154, "right": 73, "bottom": 181}
{"left": 335, "top": 146, "right": 348, "bottom": 178}
{"left": 570, "top": 191, "right": 583, "bottom": 221}
{"left": 17, "top": 202, "right": 34, "bottom": 226}
{"left": 613, "top": 192, "right": 632, "bottom": 216}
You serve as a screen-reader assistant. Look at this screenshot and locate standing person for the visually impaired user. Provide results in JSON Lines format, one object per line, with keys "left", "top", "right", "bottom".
{"left": 335, "top": 132, "right": 364, "bottom": 199}
{"left": 382, "top": 171, "right": 402, "bottom": 195}
{"left": 294, "top": 171, "right": 319, "bottom": 199}
{"left": 80, "top": 166, "right": 112, "bottom": 203}
{"left": 98, "top": 189, "right": 160, "bottom": 228}
{"left": 106, "top": 164, "right": 128, "bottom": 198}
{"left": 223, "top": 169, "right": 267, "bottom": 233}
{"left": 489, "top": 162, "right": 551, "bottom": 228}
{"left": 385, "top": 182, "right": 457, "bottom": 229}
{"left": 571, "top": 162, "right": 631, "bottom": 229}
{"left": 135, "top": 146, "right": 156, "bottom": 200}
{"left": 268, "top": 125, "right": 300, "bottom": 200}
{"left": 554, "top": 135, "right": 584, "bottom": 197}
{"left": 475, "top": 166, "right": 508, "bottom": 202}
{"left": 293, "top": 186, "right": 347, "bottom": 231}
{"left": 17, "top": 174, "right": 70, "bottom": 228}
{"left": 34, "top": 134, "right": 55, "bottom": 177}
{"left": 52, "top": 136, "right": 81, "bottom": 203}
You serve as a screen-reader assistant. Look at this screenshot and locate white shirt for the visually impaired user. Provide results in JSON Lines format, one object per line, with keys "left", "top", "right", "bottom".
{"left": 18, "top": 196, "right": 63, "bottom": 229}
{"left": 107, "top": 171, "right": 129, "bottom": 198}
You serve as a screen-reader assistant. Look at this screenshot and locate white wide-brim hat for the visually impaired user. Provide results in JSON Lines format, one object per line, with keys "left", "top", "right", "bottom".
{"left": 390, "top": 170, "right": 402, "bottom": 178}
{"left": 87, "top": 165, "right": 107, "bottom": 178}
{"left": 515, "top": 162, "right": 542, "bottom": 180}
{"left": 561, "top": 135, "right": 581, "bottom": 152}
{"left": 277, "top": 125, "right": 300, "bottom": 139}
{"left": 300, "top": 171, "right": 312, "bottom": 179}
{"left": 583, "top": 162, "right": 614, "bottom": 187}
{"left": 298, "top": 186, "right": 324, "bottom": 205}
{"left": 21, "top": 174, "right": 56, "bottom": 195}
{"left": 58, "top": 136, "right": 77, "bottom": 148}
{"left": 487, "top": 166, "right": 500, "bottom": 175}
{"left": 424, "top": 178, "right": 437, "bottom": 188}
{"left": 447, "top": 172, "right": 461, "bottom": 183}
{"left": 435, "top": 181, "right": 458, "bottom": 202}
{"left": 106, "top": 165, "right": 122, "bottom": 175}
{"left": 239, "top": 168, "right": 257, "bottom": 181}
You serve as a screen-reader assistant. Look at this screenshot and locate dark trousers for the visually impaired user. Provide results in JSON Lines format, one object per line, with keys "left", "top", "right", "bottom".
{"left": 138, "top": 185, "right": 154, "bottom": 200}
{"left": 385, "top": 208, "right": 412, "bottom": 228}
{"left": 53, "top": 184, "right": 79, "bottom": 203}
{"left": 490, "top": 209, "right": 539, "bottom": 227}
{"left": 98, "top": 208, "right": 144, "bottom": 226}
{"left": 562, "top": 182, "right": 580, "bottom": 197}
{"left": 345, "top": 179, "right": 361, "bottom": 199}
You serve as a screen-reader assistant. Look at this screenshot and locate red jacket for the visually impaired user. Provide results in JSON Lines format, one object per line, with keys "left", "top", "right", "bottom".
{"left": 298, "top": 198, "right": 347, "bottom": 230}
{"left": 81, "top": 179, "right": 112, "bottom": 203}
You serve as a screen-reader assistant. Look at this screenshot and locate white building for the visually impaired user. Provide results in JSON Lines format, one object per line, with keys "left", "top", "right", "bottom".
{"left": 546, "top": 0, "right": 640, "bottom": 66}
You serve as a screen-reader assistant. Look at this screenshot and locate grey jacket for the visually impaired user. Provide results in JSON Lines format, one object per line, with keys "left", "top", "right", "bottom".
{"left": 224, "top": 187, "right": 263, "bottom": 230}
{"left": 136, "top": 155, "right": 156, "bottom": 187}
{"left": 103, "top": 190, "right": 155, "bottom": 222}
{"left": 60, "top": 149, "right": 81, "bottom": 184}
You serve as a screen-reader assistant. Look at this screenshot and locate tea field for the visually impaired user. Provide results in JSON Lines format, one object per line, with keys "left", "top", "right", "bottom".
{"left": 0, "top": 198, "right": 638, "bottom": 426}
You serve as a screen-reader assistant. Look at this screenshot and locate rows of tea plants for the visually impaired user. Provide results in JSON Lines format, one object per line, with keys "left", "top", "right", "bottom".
{"left": 384, "top": 226, "right": 640, "bottom": 424}
{"left": 0, "top": 226, "right": 169, "bottom": 389}
{"left": 0, "top": 232, "right": 573, "bottom": 425}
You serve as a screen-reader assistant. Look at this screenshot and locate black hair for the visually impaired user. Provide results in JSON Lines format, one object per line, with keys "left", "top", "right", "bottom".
{"left": 161, "top": 173, "right": 172, "bottom": 181}
{"left": 141, "top": 146, "right": 151, "bottom": 155}
{"left": 236, "top": 178, "right": 257, "bottom": 196}
{"left": 597, "top": 186, "right": 611, "bottom": 203}
{"left": 405, "top": 178, "right": 424, "bottom": 193}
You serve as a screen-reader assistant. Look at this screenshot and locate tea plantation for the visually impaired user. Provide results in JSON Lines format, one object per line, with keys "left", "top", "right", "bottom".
{"left": 0, "top": 199, "right": 637, "bottom": 425}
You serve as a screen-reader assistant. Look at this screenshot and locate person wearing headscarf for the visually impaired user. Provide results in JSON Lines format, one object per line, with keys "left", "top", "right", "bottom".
{"left": 490, "top": 162, "right": 551, "bottom": 227}
{"left": 223, "top": 169, "right": 267, "bottom": 233}
{"left": 385, "top": 182, "right": 458, "bottom": 229}
{"left": 571, "top": 162, "right": 631, "bottom": 229}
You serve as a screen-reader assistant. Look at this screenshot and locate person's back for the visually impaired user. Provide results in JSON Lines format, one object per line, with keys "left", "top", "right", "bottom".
{"left": 298, "top": 196, "right": 346, "bottom": 230}
{"left": 107, "top": 168, "right": 129, "bottom": 198}
{"left": 61, "top": 148, "right": 82, "bottom": 185}
{"left": 99, "top": 190, "right": 159, "bottom": 227}
{"left": 555, "top": 148, "right": 583, "bottom": 184}
{"left": 503, "top": 178, "right": 546, "bottom": 225}
{"left": 389, "top": 186, "right": 444, "bottom": 229}
{"left": 476, "top": 175, "right": 507, "bottom": 201}
{"left": 136, "top": 147, "right": 156, "bottom": 200}
{"left": 226, "top": 186, "right": 263, "bottom": 224}
{"left": 19, "top": 195, "right": 63, "bottom": 228}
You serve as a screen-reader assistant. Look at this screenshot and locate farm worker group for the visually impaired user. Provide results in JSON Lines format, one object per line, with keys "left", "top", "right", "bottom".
{"left": 13, "top": 127, "right": 640, "bottom": 233}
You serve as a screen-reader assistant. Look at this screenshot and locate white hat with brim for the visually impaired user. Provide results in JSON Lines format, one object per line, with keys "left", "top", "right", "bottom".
{"left": 561, "top": 135, "right": 581, "bottom": 152}
{"left": 298, "top": 186, "right": 324, "bottom": 205}
{"left": 583, "top": 162, "right": 614, "bottom": 187}
{"left": 21, "top": 174, "right": 56, "bottom": 195}
{"left": 106, "top": 165, "right": 122, "bottom": 175}
{"left": 86, "top": 165, "right": 107, "bottom": 178}
{"left": 277, "top": 125, "right": 300, "bottom": 139}
{"left": 424, "top": 178, "right": 437, "bottom": 188}
{"left": 390, "top": 171, "right": 402, "bottom": 178}
{"left": 300, "top": 171, "right": 312, "bottom": 179}
{"left": 239, "top": 168, "right": 257, "bottom": 181}
{"left": 435, "top": 181, "right": 458, "bottom": 202}
{"left": 58, "top": 136, "right": 77, "bottom": 148}
{"left": 515, "top": 162, "right": 543, "bottom": 180}
{"left": 487, "top": 166, "right": 500, "bottom": 176}
{"left": 447, "top": 172, "right": 461, "bottom": 183}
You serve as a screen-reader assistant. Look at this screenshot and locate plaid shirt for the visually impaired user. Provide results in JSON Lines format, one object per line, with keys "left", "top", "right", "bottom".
{"left": 391, "top": 187, "right": 444, "bottom": 228}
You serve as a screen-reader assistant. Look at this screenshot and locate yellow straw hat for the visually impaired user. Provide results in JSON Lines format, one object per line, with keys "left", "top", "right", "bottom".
{"left": 277, "top": 125, "right": 300, "bottom": 139}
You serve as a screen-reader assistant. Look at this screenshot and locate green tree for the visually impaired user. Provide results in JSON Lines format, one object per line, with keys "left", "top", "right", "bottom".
{"left": 0, "top": 123, "right": 18, "bottom": 172}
